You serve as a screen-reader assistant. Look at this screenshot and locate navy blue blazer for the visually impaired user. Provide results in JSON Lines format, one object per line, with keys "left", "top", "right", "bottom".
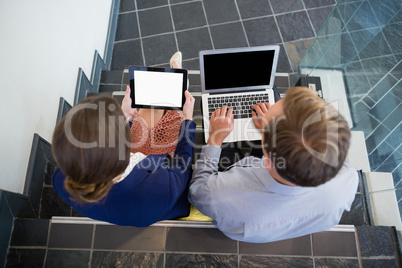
{"left": 52, "top": 120, "right": 196, "bottom": 227}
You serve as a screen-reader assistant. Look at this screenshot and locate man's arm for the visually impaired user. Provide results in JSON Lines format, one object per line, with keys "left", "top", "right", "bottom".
{"left": 206, "top": 105, "right": 234, "bottom": 147}
{"left": 189, "top": 105, "right": 234, "bottom": 214}
{"left": 190, "top": 105, "right": 234, "bottom": 184}
{"left": 190, "top": 104, "right": 234, "bottom": 188}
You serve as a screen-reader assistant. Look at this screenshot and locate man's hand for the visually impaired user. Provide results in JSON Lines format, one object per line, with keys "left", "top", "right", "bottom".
{"left": 251, "top": 103, "right": 271, "bottom": 131}
{"left": 121, "top": 85, "right": 137, "bottom": 119}
{"left": 182, "top": 91, "right": 195, "bottom": 120}
{"left": 207, "top": 105, "right": 234, "bottom": 147}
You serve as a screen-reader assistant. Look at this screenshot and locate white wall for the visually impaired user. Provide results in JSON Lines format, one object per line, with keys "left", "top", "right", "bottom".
{"left": 0, "top": 0, "right": 112, "bottom": 193}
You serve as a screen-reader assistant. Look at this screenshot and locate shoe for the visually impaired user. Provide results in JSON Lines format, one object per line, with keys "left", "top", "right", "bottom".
{"left": 169, "top": 51, "right": 182, "bottom": 68}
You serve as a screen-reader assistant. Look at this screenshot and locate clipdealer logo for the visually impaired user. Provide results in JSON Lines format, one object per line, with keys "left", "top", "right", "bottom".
{"left": 302, "top": 100, "right": 341, "bottom": 167}
{"left": 63, "top": 102, "right": 130, "bottom": 160}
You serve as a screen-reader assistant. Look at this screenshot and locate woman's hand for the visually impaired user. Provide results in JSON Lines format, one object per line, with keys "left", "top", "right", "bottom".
{"left": 182, "top": 90, "right": 195, "bottom": 120}
{"left": 121, "top": 85, "right": 137, "bottom": 119}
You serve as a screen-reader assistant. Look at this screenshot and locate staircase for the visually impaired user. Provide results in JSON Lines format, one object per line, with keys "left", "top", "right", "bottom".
{"left": 2, "top": 67, "right": 401, "bottom": 267}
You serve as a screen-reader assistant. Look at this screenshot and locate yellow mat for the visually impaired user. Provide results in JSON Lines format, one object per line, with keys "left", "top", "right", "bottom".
{"left": 176, "top": 205, "right": 213, "bottom": 222}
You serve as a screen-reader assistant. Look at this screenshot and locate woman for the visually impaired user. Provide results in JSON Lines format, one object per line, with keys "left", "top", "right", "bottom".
{"left": 51, "top": 52, "right": 196, "bottom": 227}
{"left": 129, "top": 52, "right": 187, "bottom": 157}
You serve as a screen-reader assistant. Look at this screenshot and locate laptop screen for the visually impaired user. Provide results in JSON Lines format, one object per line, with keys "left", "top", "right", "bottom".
{"left": 199, "top": 45, "right": 280, "bottom": 94}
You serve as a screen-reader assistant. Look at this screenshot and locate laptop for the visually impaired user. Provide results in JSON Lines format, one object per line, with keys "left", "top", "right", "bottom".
{"left": 200, "top": 45, "right": 280, "bottom": 143}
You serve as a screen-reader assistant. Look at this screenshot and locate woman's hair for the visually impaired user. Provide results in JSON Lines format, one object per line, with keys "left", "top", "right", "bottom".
{"left": 52, "top": 96, "right": 131, "bottom": 203}
{"left": 263, "top": 87, "right": 351, "bottom": 186}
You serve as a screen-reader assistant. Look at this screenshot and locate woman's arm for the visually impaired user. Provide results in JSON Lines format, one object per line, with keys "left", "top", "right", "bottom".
{"left": 121, "top": 85, "right": 137, "bottom": 121}
{"left": 168, "top": 90, "right": 195, "bottom": 173}
{"left": 164, "top": 91, "right": 195, "bottom": 207}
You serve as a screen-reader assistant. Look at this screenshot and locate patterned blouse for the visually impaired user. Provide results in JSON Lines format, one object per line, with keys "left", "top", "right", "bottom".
{"left": 130, "top": 110, "right": 184, "bottom": 156}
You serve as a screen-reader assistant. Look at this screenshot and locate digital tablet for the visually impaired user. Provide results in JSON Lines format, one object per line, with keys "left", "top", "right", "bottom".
{"left": 129, "top": 66, "right": 188, "bottom": 110}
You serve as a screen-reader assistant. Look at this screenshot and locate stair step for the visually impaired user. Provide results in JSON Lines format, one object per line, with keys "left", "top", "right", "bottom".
{"left": 14, "top": 217, "right": 402, "bottom": 266}
{"left": 347, "top": 131, "right": 371, "bottom": 172}
{"left": 340, "top": 171, "right": 370, "bottom": 226}
{"left": 9, "top": 219, "right": 50, "bottom": 247}
{"left": 99, "top": 70, "right": 290, "bottom": 92}
{"left": 86, "top": 92, "right": 112, "bottom": 98}
{"left": 99, "top": 84, "right": 123, "bottom": 93}
{"left": 193, "top": 127, "right": 205, "bottom": 164}
{"left": 365, "top": 172, "right": 402, "bottom": 231}
{"left": 7, "top": 216, "right": 401, "bottom": 266}
{"left": 100, "top": 70, "right": 124, "bottom": 84}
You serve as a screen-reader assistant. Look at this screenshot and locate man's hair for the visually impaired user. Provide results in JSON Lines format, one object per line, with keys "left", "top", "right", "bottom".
{"left": 262, "top": 87, "right": 351, "bottom": 186}
{"left": 52, "top": 96, "right": 131, "bottom": 203}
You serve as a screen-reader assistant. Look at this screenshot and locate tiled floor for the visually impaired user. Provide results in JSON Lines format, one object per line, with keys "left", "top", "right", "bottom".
{"left": 6, "top": 219, "right": 401, "bottom": 267}
{"left": 297, "top": 0, "right": 402, "bottom": 215}
{"left": 103, "top": 0, "right": 340, "bottom": 160}
{"left": 112, "top": 0, "right": 337, "bottom": 72}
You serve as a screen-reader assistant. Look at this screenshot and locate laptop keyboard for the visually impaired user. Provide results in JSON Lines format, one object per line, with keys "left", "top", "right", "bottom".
{"left": 207, "top": 93, "right": 270, "bottom": 119}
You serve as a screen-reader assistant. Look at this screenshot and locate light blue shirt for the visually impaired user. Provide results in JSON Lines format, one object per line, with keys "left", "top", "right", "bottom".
{"left": 189, "top": 145, "right": 359, "bottom": 243}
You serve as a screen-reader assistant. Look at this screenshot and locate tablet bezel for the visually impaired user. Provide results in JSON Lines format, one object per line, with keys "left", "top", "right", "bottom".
{"left": 128, "top": 66, "right": 188, "bottom": 110}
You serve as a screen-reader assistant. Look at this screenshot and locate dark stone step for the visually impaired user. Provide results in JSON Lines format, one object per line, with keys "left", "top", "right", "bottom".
{"left": 100, "top": 70, "right": 124, "bottom": 84}
{"left": 7, "top": 218, "right": 401, "bottom": 267}
{"left": 99, "top": 84, "right": 123, "bottom": 93}
{"left": 357, "top": 225, "right": 402, "bottom": 266}
{"left": 9, "top": 219, "right": 50, "bottom": 247}
{"left": 86, "top": 92, "right": 113, "bottom": 98}
{"left": 340, "top": 171, "right": 371, "bottom": 226}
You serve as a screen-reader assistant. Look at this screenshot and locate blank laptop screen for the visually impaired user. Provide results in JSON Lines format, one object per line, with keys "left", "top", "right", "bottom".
{"left": 203, "top": 50, "right": 275, "bottom": 91}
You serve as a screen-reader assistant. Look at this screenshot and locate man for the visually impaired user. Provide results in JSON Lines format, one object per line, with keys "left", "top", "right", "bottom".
{"left": 189, "top": 87, "right": 358, "bottom": 243}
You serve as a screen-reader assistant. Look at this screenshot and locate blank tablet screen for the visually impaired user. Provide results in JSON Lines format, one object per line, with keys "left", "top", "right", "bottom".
{"left": 129, "top": 66, "right": 187, "bottom": 110}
